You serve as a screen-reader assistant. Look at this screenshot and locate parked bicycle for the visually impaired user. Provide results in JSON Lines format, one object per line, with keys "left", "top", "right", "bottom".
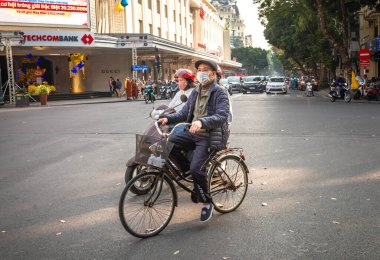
{"left": 119, "top": 122, "right": 250, "bottom": 238}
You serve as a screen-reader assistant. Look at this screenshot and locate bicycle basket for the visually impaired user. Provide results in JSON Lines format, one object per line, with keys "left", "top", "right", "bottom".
{"left": 135, "top": 134, "right": 174, "bottom": 168}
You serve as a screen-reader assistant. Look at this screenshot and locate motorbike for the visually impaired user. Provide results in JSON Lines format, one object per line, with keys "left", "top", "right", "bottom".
{"left": 366, "top": 80, "right": 380, "bottom": 101}
{"left": 353, "top": 78, "right": 367, "bottom": 100}
{"left": 144, "top": 85, "right": 155, "bottom": 104}
{"left": 329, "top": 82, "right": 351, "bottom": 102}
{"left": 304, "top": 81, "right": 313, "bottom": 97}
{"left": 170, "top": 83, "right": 179, "bottom": 99}
{"left": 125, "top": 95, "right": 190, "bottom": 189}
{"left": 159, "top": 85, "right": 170, "bottom": 100}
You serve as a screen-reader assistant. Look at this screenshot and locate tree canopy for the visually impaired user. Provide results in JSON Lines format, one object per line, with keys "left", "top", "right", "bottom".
{"left": 231, "top": 47, "right": 269, "bottom": 75}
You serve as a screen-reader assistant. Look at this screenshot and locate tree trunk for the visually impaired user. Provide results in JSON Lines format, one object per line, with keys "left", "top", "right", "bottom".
{"left": 315, "top": 0, "right": 351, "bottom": 78}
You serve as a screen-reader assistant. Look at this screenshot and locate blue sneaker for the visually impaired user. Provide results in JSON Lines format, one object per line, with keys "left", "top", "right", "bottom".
{"left": 200, "top": 204, "right": 213, "bottom": 223}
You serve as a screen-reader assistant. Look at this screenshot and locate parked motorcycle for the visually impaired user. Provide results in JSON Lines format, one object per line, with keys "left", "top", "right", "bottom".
{"left": 304, "top": 81, "right": 313, "bottom": 97}
{"left": 366, "top": 80, "right": 380, "bottom": 101}
{"left": 170, "top": 82, "right": 179, "bottom": 99}
{"left": 125, "top": 95, "right": 189, "bottom": 189}
{"left": 144, "top": 85, "right": 155, "bottom": 104}
{"left": 160, "top": 85, "right": 170, "bottom": 99}
{"left": 329, "top": 82, "right": 351, "bottom": 102}
{"left": 353, "top": 77, "right": 367, "bottom": 100}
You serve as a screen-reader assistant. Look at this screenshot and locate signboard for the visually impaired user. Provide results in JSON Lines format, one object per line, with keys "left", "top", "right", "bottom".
{"left": 22, "top": 30, "right": 94, "bottom": 46}
{"left": 359, "top": 60, "right": 370, "bottom": 67}
{"left": 132, "top": 65, "right": 149, "bottom": 71}
{"left": 0, "top": 0, "right": 89, "bottom": 27}
{"left": 359, "top": 49, "right": 370, "bottom": 61}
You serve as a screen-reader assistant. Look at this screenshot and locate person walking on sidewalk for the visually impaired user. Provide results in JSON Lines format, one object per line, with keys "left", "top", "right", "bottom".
{"left": 109, "top": 77, "right": 115, "bottom": 94}
{"left": 158, "top": 59, "right": 230, "bottom": 223}
{"left": 116, "top": 79, "right": 122, "bottom": 97}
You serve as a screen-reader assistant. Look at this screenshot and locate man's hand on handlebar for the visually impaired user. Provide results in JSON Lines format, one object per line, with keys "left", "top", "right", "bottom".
{"left": 189, "top": 120, "right": 202, "bottom": 134}
{"left": 157, "top": 117, "right": 168, "bottom": 126}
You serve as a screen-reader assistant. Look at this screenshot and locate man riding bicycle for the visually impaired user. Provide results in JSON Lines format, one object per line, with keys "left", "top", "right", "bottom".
{"left": 158, "top": 60, "right": 230, "bottom": 223}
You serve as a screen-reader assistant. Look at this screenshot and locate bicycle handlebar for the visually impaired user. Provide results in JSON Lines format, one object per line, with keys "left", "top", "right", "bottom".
{"left": 154, "top": 121, "right": 191, "bottom": 139}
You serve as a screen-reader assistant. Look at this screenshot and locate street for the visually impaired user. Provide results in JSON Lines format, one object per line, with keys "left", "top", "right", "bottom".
{"left": 0, "top": 91, "right": 379, "bottom": 259}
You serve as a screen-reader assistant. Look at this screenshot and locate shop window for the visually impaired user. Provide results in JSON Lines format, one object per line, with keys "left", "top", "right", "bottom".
{"left": 139, "top": 20, "right": 143, "bottom": 33}
{"left": 156, "top": 0, "right": 160, "bottom": 14}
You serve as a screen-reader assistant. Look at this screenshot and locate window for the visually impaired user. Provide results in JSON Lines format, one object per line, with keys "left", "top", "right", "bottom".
{"left": 173, "top": 10, "right": 176, "bottom": 22}
{"left": 179, "top": 14, "right": 181, "bottom": 25}
{"left": 190, "top": 24, "right": 192, "bottom": 34}
{"left": 138, "top": 0, "right": 142, "bottom": 4}
{"left": 149, "top": 24, "right": 153, "bottom": 34}
{"left": 139, "top": 20, "right": 143, "bottom": 33}
{"left": 157, "top": 27, "right": 161, "bottom": 37}
{"left": 180, "top": 36, "right": 182, "bottom": 43}
{"left": 174, "top": 33, "right": 177, "bottom": 42}
{"left": 148, "top": 0, "right": 152, "bottom": 9}
{"left": 156, "top": 0, "right": 160, "bottom": 14}
{"left": 165, "top": 5, "right": 168, "bottom": 18}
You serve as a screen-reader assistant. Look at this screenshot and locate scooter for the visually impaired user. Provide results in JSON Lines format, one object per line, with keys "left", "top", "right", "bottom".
{"left": 329, "top": 82, "right": 351, "bottom": 102}
{"left": 353, "top": 78, "right": 367, "bottom": 100}
{"left": 304, "top": 82, "right": 313, "bottom": 97}
{"left": 159, "top": 85, "right": 169, "bottom": 99}
{"left": 125, "top": 95, "right": 190, "bottom": 190}
{"left": 144, "top": 85, "right": 155, "bottom": 104}
{"left": 366, "top": 80, "right": 380, "bottom": 101}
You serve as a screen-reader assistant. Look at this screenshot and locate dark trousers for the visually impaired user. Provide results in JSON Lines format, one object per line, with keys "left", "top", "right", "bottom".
{"left": 169, "top": 131, "right": 212, "bottom": 203}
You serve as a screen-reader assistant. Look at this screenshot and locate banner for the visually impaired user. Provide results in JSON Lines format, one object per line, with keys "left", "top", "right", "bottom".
{"left": 0, "top": 0, "right": 89, "bottom": 27}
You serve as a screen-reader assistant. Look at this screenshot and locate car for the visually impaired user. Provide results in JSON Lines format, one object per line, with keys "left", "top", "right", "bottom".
{"left": 227, "top": 76, "right": 242, "bottom": 93}
{"left": 219, "top": 78, "right": 232, "bottom": 95}
{"left": 241, "top": 76, "right": 264, "bottom": 93}
{"left": 266, "top": 77, "right": 287, "bottom": 94}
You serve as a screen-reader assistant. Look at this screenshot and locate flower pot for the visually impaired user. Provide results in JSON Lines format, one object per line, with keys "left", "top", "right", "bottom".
{"left": 16, "top": 96, "right": 30, "bottom": 107}
{"left": 39, "top": 93, "right": 48, "bottom": 105}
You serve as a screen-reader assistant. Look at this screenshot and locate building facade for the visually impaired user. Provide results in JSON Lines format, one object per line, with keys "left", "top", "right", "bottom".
{"left": 0, "top": 0, "right": 240, "bottom": 94}
{"left": 359, "top": 6, "right": 380, "bottom": 78}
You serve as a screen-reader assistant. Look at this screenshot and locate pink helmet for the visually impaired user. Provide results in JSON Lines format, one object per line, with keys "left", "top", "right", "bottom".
{"left": 175, "top": 69, "right": 196, "bottom": 82}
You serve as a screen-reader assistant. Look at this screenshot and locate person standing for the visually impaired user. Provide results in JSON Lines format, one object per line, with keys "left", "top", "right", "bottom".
{"left": 132, "top": 78, "right": 139, "bottom": 100}
{"left": 158, "top": 60, "right": 230, "bottom": 223}
{"left": 109, "top": 77, "right": 115, "bottom": 93}
{"left": 116, "top": 78, "right": 122, "bottom": 97}
{"left": 125, "top": 77, "right": 132, "bottom": 100}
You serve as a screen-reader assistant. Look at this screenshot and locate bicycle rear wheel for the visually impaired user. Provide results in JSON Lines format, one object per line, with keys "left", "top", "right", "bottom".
{"left": 209, "top": 154, "right": 249, "bottom": 213}
{"left": 119, "top": 172, "right": 177, "bottom": 238}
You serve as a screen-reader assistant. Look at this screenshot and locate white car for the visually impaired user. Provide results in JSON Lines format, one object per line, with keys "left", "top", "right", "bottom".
{"left": 266, "top": 77, "right": 287, "bottom": 94}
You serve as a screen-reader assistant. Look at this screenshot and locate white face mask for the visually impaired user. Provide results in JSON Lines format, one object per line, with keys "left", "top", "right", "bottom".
{"left": 196, "top": 72, "right": 210, "bottom": 84}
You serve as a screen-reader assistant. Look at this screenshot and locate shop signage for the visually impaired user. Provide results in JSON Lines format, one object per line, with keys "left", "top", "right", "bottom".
{"left": 0, "top": 0, "right": 89, "bottom": 27}
{"left": 22, "top": 30, "right": 95, "bottom": 47}
{"left": 132, "top": 65, "right": 149, "bottom": 71}
{"left": 101, "top": 69, "right": 121, "bottom": 74}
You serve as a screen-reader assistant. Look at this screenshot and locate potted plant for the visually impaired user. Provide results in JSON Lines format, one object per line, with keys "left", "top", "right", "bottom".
{"left": 15, "top": 89, "right": 31, "bottom": 107}
{"left": 35, "top": 85, "right": 50, "bottom": 105}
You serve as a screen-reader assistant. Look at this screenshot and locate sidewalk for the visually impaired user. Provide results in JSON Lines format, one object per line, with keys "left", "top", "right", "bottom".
{"left": 0, "top": 96, "right": 150, "bottom": 109}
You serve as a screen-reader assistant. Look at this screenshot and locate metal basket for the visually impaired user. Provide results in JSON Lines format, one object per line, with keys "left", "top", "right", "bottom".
{"left": 135, "top": 134, "right": 174, "bottom": 168}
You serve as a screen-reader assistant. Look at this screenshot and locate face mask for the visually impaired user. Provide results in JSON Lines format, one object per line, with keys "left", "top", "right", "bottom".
{"left": 196, "top": 72, "right": 210, "bottom": 84}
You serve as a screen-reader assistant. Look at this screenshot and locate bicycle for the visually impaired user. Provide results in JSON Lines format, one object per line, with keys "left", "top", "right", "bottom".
{"left": 118, "top": 122, "right": 250, "bottom": 238}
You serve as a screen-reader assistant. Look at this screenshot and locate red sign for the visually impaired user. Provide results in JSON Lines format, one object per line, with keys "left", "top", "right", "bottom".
{"left": 360, "top": 60, "right": 370, "bottom": 67}
{"left": 359, "top": 49, "right": 370, "bottom": 61}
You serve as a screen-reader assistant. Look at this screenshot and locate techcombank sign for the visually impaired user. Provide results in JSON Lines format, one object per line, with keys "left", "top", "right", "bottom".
{"left": 0, "top": 0, "right": 89, "bottom": 27}
{"left": 22, "top": 30, "right": 95, "bottom": 47}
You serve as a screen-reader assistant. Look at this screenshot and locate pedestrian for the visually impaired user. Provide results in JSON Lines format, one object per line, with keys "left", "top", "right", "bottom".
{"left": 109, "top": 77, "right": 115, "bottom": 93}
{"left": 116, "top": 78, "right": 122, "bottom": 97}
{"left": 125, "top": 77, "right": 132, "bottom": 100}
{"left": 158, "top": 59, "right": 230, "bottom": 223}
{"left": 132, "top": 78, "right": 139, "bottom": 100}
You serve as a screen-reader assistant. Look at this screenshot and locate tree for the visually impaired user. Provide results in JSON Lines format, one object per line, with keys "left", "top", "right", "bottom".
{"left": 231, "top": 47, "right": 269, "bottom": 74}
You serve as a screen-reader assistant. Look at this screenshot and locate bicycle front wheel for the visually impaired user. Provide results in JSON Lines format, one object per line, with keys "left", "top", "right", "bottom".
{"left": 119, "top": 172, "right": 177, "bottom": 238}
{"left": 209, "top": 154, "right": 249, "bottom": 213}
